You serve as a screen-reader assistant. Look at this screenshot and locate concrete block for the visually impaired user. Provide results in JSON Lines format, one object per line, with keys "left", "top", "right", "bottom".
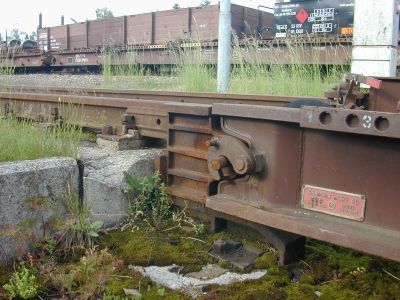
{"left": 79, "top": 147, "right": 161, "bottom": 227}
{"left": 0, "top": 157, "right": 79, "bottom": 265}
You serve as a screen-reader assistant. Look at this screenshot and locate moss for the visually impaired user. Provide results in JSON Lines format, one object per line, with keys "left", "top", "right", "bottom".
{"left": 104, "top": 271, "right": 147, "bottom": 296}
{"left": 13, "top": 223, "right": 400, "bottom": 300}
{"left": 0, "top": 265, "right": 13, "bottom": 290}
{"left": 99, "top": 225, "right": 213, "bottom": 274}
{"left": 218, "top": 259, "right": 233, "bottom": 269}
{"left": 255, "top": 252, "right": 278, "bottom": 269}
{"left": 299, "top": 273, "right": 314, "bottom": 285}
{"left": 285, "top": 284, "right": 317, "bottom": 300}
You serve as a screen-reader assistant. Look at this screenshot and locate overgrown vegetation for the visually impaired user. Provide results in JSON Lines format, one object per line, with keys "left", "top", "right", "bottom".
{"left": 0, "top": 49, "right": 16, "bottom": 92}
{"left": 58, "top": 184, "right": 104, "bottom": 253}
{"left": 3, "top": 263, "right": 39, "bottom": 299}
{"left": 2, "top": 189, "right": 400, "bottom": 299}
{"left": 0, "top": 114, "right": 84, "bottom": 162}
{"left": 124, "top": 171, "right": 171, "bottom": 228}
{"left": 101, "top": 38, "right": 347, "bottom": 97}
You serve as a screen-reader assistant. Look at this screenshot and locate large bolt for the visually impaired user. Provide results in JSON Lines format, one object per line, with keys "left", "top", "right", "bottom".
{"left": 205, "top": 138, "right": 219, "bottom": 148}
{"left": 233, "top": 158, "right": 246, "bottom": 172}
{"left": 211, "top": 156, "right": 228, "bottom": 170}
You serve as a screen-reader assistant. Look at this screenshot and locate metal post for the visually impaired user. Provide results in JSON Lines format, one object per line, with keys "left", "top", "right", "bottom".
{"left": 39, "top": 13, "right": 43, "bottom": 29}
{"left": 217, "top": 0, "right": 231, "bottom": 93}
{"left": 351, "top": 0, "right": 399, "bottom": 77}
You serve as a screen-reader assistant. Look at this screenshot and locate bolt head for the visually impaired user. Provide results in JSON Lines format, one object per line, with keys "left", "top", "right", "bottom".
{"left": 233, "top": 158, "right": 246, "bottom": 171}
{"left": 211, "top": 159, "right": 221, "bottom": 170}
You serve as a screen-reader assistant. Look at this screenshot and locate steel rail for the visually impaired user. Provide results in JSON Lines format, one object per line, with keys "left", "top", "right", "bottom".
{"left": 0, "top": 88, "right": 324, "bottom": 139}
{"left": 8, "top": 85, "right": 323, "bottom": 106}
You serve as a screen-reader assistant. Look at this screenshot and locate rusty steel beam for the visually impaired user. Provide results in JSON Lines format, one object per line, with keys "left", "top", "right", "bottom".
{"left": 0, "top": 89, "right": 312, "bottom": 139}
{"left": 9, "top": 86, "right": 321, "bottom": 106}
{"left": 0, "top": 92, "right": 167, "bottom": 138}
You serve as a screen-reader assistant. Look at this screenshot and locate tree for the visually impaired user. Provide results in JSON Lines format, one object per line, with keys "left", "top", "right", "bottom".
{"left": 95, "top": 7, "right": 114, "bottom": 20}
{"left": 29, "top": 32, "right": 37, "bottom": 41}
{"left": 200, "top": 0, "right": 211, "bottom": 6}
{"left": 7, "top": 28, "right": 29, "bottom": 41}
{"left": 173, "top": 3, "right": 180, "bottom": 9}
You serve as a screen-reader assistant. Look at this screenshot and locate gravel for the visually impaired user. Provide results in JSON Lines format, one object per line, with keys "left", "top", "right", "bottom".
{"left": 0, "top": 74, "right": 177, "bottom": 90}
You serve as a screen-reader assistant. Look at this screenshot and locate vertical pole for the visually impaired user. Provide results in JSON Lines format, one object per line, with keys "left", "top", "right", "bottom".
{"left": 217, "top": 0, "right": 231, "bottom": 93}
{"left": 38, "top": 13, "right": 43, "bottom": 29}
{"left": 351, "top": 0, "right": 399, "bottom": 77}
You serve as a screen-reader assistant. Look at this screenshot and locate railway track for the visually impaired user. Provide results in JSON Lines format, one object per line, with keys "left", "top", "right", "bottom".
{"left": 1, "top": 75, "right": 400, "bottom": 264}
{"left": 1, "top": 87, "right": 322, "bottom": 139}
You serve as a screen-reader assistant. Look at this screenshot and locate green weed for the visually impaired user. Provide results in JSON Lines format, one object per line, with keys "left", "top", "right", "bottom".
{"left": 58, "top": 184, "right": 104, "bottom": 253}
{"left": 0, "top": 114, "right": 83, "bottom": 162}
{"left": 3, "top": 263, "right": 40, "bottom": 299}
{"left": 124, "top": 171, "right": 170, "bottom": 228}
{"left": 101, "top": 38, "right": 347, "bottom": 97}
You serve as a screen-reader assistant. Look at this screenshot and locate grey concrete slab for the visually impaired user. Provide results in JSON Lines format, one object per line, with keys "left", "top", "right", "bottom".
{"left": 0, "top": 157, "right": 79, "bottom": 265}
{"left": 79, "top": 146, "right": 162, "bottom": 227}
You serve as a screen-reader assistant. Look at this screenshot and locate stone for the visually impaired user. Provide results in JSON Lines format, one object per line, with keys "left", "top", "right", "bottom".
{"left": 96, "top": 130, "right": 142, "bottom": 151}
{"left": 78, "top": 146, "right": 161, "bottom": 227}
{"left": 0, "top": 157, "right": 79, "bottom": 265}
{"left": 187, "top": 264, "right": 228, "bottom": 280}
{"left": 131, "top": 265, "right": 267, "bottom": 298}
{"left": 208, "top": 240, "right": 264, "bottom": 271}
{"left": 123, "top": 288, "right": 142, "bottom": 297}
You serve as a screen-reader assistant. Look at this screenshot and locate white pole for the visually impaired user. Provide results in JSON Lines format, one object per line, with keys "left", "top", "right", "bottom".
{"left": 217, "top": 0, "right": 231, "bottom": 93}
{"left": 351, "top": 0, "right": 399, "bottom": 77}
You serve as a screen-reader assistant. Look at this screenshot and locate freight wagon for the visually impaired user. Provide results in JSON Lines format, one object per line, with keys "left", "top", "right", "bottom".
{"left": 1, "top": 0, "right": 399, "bottom": 72}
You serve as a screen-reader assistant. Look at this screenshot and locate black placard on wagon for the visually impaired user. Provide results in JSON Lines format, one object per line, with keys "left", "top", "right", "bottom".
{"left": 274, "top": 0, "right": 355, "bottom": 37}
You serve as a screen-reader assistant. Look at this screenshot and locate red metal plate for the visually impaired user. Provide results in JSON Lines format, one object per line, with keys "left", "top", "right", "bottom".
{"left": 301, "top": 185, "right": 366, "bottom": 221}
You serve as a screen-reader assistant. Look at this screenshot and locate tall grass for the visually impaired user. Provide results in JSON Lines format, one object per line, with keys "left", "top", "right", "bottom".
{"left": 101, "top": 38, "right": 349, "bottom": 96}
{"left": 0, "top": 115, "right": 83, "bottom": 162}
{"left": 175, "top": 46, "right": 216, "bottom": 92}
{"left": 0, "top": 48, "right": 16, "bottom": 92}
{"left": 229, "top": 37, "right": 348, "bottom": 96}
{"left": 101, "top": 48, "right": 175, "bottom": 90}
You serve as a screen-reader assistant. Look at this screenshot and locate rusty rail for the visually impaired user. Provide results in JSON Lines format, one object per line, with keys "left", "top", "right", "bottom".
{"left": 0, "top": 88, "right": 322, "bottom": 139}
{"left": 8, "top": 85, "right": 323, "bottom": 105}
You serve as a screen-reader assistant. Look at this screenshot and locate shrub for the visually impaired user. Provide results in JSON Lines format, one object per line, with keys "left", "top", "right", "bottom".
{"left": 124, "top": 171, "right": 170, "bottom": 227}
{"left": 3, "top": 263, "right": 40, "bottom": 299}
{"left": 58, "top": 185, "right": 104, "bottom": 253}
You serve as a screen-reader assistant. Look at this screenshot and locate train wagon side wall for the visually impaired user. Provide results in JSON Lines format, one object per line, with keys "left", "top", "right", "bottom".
{"left": 37, "top": 4, "right": 274, "bottom": 52}
{"left": 231, "top": 4, "right": 274, "bottom": 39}
{"left": 69, "top": 23, "right": 87, "bottom": 49}
{"left": 191, "top": 6, "right": 220, "bottom": 41}
{"left": 126, "top": 13, "right": 153, "bottom": 44}
{"left": 88, "top": 17, "right": 125, "bottom": 47}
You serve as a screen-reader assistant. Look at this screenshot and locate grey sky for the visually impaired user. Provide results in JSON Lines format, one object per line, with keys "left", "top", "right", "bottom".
{"left": 0, "top": 0, "right": 275, "bottom": 39}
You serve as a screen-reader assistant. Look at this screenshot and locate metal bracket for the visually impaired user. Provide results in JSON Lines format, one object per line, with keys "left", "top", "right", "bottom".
{"left": 206, "top": 135, "right": 264, "bottom": 181}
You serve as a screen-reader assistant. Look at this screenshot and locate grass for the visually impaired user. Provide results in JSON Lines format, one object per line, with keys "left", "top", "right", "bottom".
{"left": 101, "top": 48, "right": 176, "bottom": 90}
{"left": 101, "top": 38, "right": 349, "bottom": 97}
{"left": 0, "top": 48, "right": 16, "bottom": 92}
{"left": 0, "top": 115, "right": 84, "bottom": 162}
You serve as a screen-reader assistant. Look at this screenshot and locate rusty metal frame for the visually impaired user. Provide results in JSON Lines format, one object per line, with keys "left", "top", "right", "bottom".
{"left": 2, "top": 76, "right": 400, "bottom": 264}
